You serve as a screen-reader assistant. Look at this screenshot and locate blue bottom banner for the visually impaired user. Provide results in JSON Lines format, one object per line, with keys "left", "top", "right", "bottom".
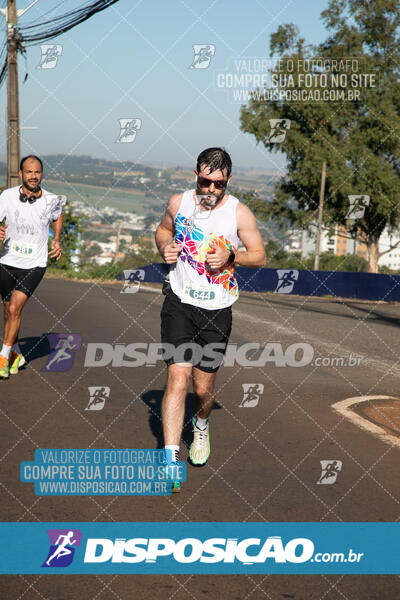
{"left": 0, "top": 522, "right": 398, "bottom": 574}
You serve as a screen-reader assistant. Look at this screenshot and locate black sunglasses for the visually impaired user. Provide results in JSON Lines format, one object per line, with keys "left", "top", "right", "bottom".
{"left": 197, "top": 176, "right": 228, "bottom": 190}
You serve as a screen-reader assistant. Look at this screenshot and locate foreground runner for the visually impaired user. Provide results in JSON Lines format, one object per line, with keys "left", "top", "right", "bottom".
{"left": 156, "top": 147, "right": 265, "bottom": 491}
{"left": 0, "top": 155, "right": 63, "bottom": 379}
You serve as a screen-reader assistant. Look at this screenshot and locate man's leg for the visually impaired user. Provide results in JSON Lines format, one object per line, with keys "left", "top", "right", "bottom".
{"left": 189, "top": 367, "right": 217, "bottom": 465}
{"left": 0, "top": 266, "right": 14, "bottom": 373}
{"left": 3, "top": 290, "right": 29, "bottom": 347}
{"left": 162, "top": 363, "right": 192, "bottom": 448}
{"left": 0, "top": 291, "right": 28, "bottom": 378}
{"left": 0, "top": 300, "right": 11, "bottom": 377}
{"left": 192, "top": 367, "right": 217, "bottom": 420}
{"left": 2, "top": 300, "right": 9, "bottom": 333}
{"left": 161, "top": 363, "right": 192, "bottom": 492}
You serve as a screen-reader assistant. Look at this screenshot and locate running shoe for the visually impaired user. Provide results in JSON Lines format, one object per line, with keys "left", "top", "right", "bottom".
{"left": 9, "top": 352, "right": 26, "bottom": 375}
{"left": 189, "top": 417, "right": 210, "bottom": 465}
{"left": 0, "top": 356, "right": 9, "bottom": 379}
{"left": 172, "top": 480, "right": 181, "bottom": 493}
{"left": 164, "top": 449, "right": 182, "bottom": 493}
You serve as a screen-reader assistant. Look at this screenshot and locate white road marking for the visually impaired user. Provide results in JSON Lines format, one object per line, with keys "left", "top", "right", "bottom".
{"left": 232, "top": 308, "right": 400, "bottom": 379}
{"left": 332, "top": 395, "right": 400, "bottom": 449}
{"left": 140, "top": 284, "right": 162, "bottom": 294}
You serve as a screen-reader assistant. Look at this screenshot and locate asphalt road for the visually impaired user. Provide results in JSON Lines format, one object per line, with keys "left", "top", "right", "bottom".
{"left": 1, "top": 276, "right": 400, "bottom": 599}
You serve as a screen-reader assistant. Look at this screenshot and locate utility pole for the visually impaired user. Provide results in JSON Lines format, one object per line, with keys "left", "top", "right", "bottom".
{"left": 0, "top": 0, "right": 40, "bottom": 187}
{"left": 6, "top": 0, "right": 19, "bottom": 187}
{"left": 313, "top": 161, "right": 327, "bottom": 271}
{"left": 115, "top": 220, "right": 121, "bottom": 260}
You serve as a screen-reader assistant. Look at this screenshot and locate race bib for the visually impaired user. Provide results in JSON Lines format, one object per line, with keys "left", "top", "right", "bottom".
{"left": 10, "top": 240, "right": 38, "bottom": 258}
{"left": 182, "top": 283, "right": 221, "bottom": 309}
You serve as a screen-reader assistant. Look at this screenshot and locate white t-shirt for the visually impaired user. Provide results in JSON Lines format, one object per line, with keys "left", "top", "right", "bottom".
{"left": 0, "top": 186, "right": 63, "bottom": 269}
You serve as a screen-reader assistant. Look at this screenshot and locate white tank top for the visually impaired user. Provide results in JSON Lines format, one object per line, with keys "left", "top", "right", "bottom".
{"left": 169, "top": 189, "right": 240, "bottom": 309}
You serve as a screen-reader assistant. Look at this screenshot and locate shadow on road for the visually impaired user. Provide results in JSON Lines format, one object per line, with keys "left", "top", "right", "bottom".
{"left": 19, "top": 334, "right": 51, "bottom": 363}
{"left": 141, "top": 389, "right": 222, "bottom": 451}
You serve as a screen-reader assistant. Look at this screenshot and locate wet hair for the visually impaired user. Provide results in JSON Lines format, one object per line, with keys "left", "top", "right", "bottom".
{"left": 196, "top": 147, "right": 232, "bottom": 177}
{"left": 20, "top": 155, "right": 43, "bottom": 173}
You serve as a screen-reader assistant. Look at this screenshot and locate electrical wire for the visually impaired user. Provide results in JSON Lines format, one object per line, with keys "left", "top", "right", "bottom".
{"left": 20, "top": 0, "right": 72, "bottom": 28}
{"left": 0, "top": 0, "right": 120, "bottom": 87}
{"left": 19, "top": 0, "right": 120, "bottom": 42}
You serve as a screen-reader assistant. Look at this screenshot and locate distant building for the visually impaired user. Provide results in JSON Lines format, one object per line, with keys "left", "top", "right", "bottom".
{"left": 299, "top": 224, "right": 400, "bottom": 269}
{"left": 333, "top": 225, "right": 368, "bottom": 261}
{"left": 283, "top": 229, "right": 302, "bottom": 253}
{"left": 301, "top": 226, "right": 337, "bottom": 257}
{"left": 377, "top": 228, "right": 400, "bottom": 270}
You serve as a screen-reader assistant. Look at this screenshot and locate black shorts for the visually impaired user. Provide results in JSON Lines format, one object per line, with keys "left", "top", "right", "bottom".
{"left": 161, "top": 289, "right": 232, "bottom": 373}
{"left": 0, "top": 264, "right": 46, "bottom": 302}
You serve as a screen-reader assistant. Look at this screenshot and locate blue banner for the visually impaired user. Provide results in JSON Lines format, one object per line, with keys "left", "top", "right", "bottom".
{"left": 20, "top": 449, "right": 186, "bottom": 496}
{"left": 0, "top": 522, "right": 398, "bottom": 574}
{"left": 119, "top": 264, "right": 400, "bottom": 302}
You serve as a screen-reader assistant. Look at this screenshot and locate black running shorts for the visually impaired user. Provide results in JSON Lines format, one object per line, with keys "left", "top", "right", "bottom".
{"left": 0, "top": 264, "right": 46, "bottom": 302}
{"left": 161, "top": 289, "right": 232, "bottom": 373}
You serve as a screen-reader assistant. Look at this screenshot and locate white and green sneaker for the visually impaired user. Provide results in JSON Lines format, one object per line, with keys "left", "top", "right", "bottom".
{"left": 164, "top": 448, "right": 182, "bottom": 493}
{"left": 172, "top": 480, "right": 181, "bottom": 493}
{"left": 0, "top": 356, "right": 9, "bottom": 379}
{"left": 9, "top": 352, "right": 26, "bottom": 375}
{"left": 189, "top": 417, "right": 210, "bottom": 465}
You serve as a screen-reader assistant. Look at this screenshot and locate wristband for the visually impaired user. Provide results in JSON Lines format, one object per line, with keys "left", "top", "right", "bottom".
{"left": 228, "top": 250, "right": 235, "bottom": 264}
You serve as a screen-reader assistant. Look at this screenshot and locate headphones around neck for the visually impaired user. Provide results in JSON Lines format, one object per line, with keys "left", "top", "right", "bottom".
{"left": 19, "top": 186, "right": 41, "bottom": 204}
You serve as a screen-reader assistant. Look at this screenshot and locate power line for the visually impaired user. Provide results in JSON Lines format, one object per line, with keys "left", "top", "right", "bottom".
{"left": 1, "top": 0, "right": 121, "bottom": 184}
{"left": 19, "top": 0, "right": 72, "bottom": 27}
{"left": 0, "top": 0, "right": 120, "bottom": 87}
{"left": 19, "top": 0, "right": 120, "bottom": 42}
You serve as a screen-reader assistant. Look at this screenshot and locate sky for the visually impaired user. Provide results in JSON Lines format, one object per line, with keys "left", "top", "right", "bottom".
{"left": 0, "top": 0, "right": 330, "bottom": 172}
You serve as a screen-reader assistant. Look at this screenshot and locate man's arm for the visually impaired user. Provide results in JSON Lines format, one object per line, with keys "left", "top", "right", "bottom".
{"left": 49, "top": 214, "right": 63, "bottom": 261}
{"left": 0, "top": 193, "right": 7, "bottom": 241}
{"left": 155, "top": 194, "right": 182, "bottom": 264}
{"left": 235, "top": 203, "right": 266, "bottom": 268}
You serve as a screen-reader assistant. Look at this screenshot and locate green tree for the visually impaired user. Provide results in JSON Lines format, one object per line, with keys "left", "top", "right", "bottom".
{"left": 49, "top": 204, "right": 83, "bottom": 271}
{"left": 240, "top": 0, "right": 400, "bottom": 273}
{"left": 123, "top": 238, "right": 160, "bottom": 268}
{"left": 265, "top": 240, "right": 368, "bottom": 272}
{"left": 79, "top": 241, "right": 102, "bottom": 265}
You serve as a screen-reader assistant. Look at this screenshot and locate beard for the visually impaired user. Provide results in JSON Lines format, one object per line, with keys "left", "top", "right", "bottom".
{"left": 197, "top": 193, "right": 217, "bottom": 208}
{"left": 195, "top": 187, "right": 225, "bottom": 208}
{"left": 23, "top": 178, "right": 41, "bottom": 193}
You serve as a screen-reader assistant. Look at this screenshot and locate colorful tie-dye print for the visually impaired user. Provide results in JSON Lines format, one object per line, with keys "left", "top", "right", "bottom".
{"left": 174, "top": 211, "right": 238, "bottom": 298}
